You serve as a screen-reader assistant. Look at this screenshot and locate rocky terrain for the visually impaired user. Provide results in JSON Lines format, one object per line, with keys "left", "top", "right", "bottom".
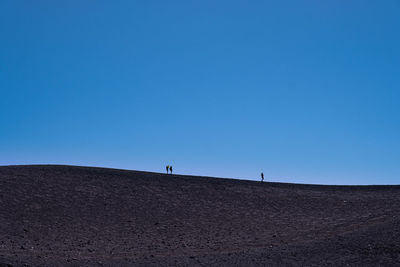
{"left": 0, "top": 165, "right": 399, "bottom": 266}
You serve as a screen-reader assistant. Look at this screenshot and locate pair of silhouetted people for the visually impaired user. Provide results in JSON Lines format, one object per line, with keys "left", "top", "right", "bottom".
{"left": 166, "top": 165, "right": 173, "bottom": 174}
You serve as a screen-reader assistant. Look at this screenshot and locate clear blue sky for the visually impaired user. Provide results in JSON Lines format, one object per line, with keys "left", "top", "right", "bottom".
{"left": 1, "top": 1, "right": 399, "bottom": 185}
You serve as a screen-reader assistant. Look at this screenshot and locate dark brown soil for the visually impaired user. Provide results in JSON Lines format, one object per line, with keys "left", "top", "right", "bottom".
{"left": 1, "top": 165, "right": 400, "bottom": 266}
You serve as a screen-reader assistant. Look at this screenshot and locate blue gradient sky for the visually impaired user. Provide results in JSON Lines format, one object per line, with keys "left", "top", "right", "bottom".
{"left": 1, "top": 1, "right": 399, "bottom": 184}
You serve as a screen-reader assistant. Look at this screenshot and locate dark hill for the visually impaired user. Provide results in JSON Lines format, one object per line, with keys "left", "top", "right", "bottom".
{"left": 0, "top": 165, "right": 399, "bottom": 266}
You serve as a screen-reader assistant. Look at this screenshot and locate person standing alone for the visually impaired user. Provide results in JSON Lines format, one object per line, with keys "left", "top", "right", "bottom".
{"left": 261, "top": 172, "right": 264, "bottom": 182}
{"left": 169, "top": 165, "right": 173, "bottom": 174}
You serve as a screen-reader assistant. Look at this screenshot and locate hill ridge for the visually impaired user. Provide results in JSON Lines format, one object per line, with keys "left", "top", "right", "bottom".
{"left": 1, "top": 165, "right": 399, "bottom": 266}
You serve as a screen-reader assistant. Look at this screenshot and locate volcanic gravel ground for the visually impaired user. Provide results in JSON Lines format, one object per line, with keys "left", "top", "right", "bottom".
{"left": 0, "top": 165, "right": 399, "bottom": 266}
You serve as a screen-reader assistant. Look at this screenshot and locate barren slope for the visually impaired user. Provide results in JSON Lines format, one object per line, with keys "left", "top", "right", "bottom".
{"left": 0, "top": 165, "right": 399, "bottom": 266}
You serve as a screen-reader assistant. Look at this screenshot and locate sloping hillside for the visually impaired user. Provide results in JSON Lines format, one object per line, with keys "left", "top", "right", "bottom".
{"left": 0, "top": 165, "right": 399, "bottom": 266}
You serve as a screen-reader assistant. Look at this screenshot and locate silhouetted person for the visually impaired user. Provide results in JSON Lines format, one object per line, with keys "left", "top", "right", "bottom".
{"left": 169, "top": 165, "right": 173, "bottom": 174}
{"left": 261, "top": 172, "right": 264, "bottom": 182}
{"left": 166, "top": 165, "right": 169, "bottom": 174}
